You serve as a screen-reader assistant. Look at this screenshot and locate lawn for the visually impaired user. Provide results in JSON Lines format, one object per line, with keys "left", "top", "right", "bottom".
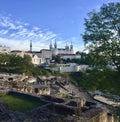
{"left": 0, "top": 93, "right": 44, "bottom": 112}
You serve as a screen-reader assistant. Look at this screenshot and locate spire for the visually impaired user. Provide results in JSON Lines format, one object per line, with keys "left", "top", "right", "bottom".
{"left": 54, "top": 40, "right": 57, "bottom": 49}
{"left": 70, "top": 41, "right": 73, "bottom": 50}
{"left": 30, "top": 40, "right": 32, "bottom": 52}
{"left": 49, "top": 41, "right": 53, "bottom": 50}
{"left": 65, "top": 42, "right": 69, "bottom": 50}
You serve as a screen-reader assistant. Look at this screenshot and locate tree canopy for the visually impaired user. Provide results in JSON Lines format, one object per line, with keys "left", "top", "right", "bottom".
{"left": 82, "top": 2, "right": 120, "bottom": 72}
{"left": 0, "top": 53, "right": 34, "bottom": 75}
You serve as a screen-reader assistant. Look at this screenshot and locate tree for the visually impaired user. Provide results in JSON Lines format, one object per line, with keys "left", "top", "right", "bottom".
{"left": 82, "top": 2, "right": 120, "bottom": 72}
{"left": 22, "top": 55, "right": 34, "bottom": 75}
{"left": 52, "top": 55, "right": 62, "bottom": 63}
{"left": 0, "top": 53, "right": 10, "bottom": 66}
{"left": 9, "top": 55, "right": 23, "bottom": 67}
{"left": 76, "top": 51, "right": 81, "bottom": 55}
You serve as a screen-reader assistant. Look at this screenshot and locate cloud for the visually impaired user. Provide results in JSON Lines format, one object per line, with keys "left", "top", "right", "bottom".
{"left": 0, "top": 37, "right": 48, "bottom": 51}
{"left": 0, "top": 15, "right": 83, "bottom": 52}
{"left": 0, "top": 29, "right": 9, "bottom": 35}
{"left": 0, "top": 15, "right": 57, "bottom": 51}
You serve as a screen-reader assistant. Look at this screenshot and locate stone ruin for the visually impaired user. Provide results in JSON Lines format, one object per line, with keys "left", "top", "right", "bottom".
{"left": 0, "top": 73, "right": 50, "bottom": 96}
{"left": 0, "top": 73, "right": 116, "bottom": 122}
{"left": 0, "top": 93, "right": 115, "bottom": 122}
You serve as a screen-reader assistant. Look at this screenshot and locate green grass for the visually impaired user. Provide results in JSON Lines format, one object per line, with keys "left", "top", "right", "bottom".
{"left": 0, "top": 93, "right": 44, "bottom": 112}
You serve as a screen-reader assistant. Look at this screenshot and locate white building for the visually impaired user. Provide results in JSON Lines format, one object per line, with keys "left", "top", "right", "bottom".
{"left": 29, "top": 40, "right": 74, "bottom": 63}
{"left": 32, "top": 49, "right": 52, "bottom": 64}
{"left": 49, "top": 41, "right": 74, "bottom": 55}
{"left": 25, "top": 51, "right": 42, "bottom": 66}
{"left": 51, "top": 63, "right": 89, "bottom": 72}
{"left": 60, "top": 54, "right": 81, "bottom": 60}
{"left": 40, "top": 49, "right": 52, "bottom": 61}
{"left": 52, "top": 63, "right": 80, "bottom": 72}
{"left": 0, "top": 45, "right": 11, "bottom": 53}
{"left": 31, "top": 54, "right": 42, "bottom": 66}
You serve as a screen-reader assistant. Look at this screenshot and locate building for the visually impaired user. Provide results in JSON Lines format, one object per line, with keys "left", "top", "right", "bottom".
{"left": 11, "top": 50, "right": 24, "bottom": 57}
{"left": 40, "top": 49, "right": 52, "bottom": 62}
{"left": 0, "top": 45, "right": 11, "bottom": 53}
{"left": 49, "top": 41, "right": 74, "bottom": 55}
{"left": 60, "top": 54, "right": 81, "bottom": 60}
{"left": 29, "top": 40, "right": 74, "bottom": 63}
{"left": 29, "top": 40, "right": 52, "bottom": 64}
{"left": 52, "top": 63, "right": 80, "bottom": 72}
{"left": 25, "top": 51, "right": 42, "bottom": 66}
{"left": 31, "top": 54, "right": 42, "bottom": 66}
{"left": 32, "top": 49, "right": 52, "bottom": 64}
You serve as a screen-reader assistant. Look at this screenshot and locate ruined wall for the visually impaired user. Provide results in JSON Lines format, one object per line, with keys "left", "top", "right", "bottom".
{"left": 88, "top": 110, "right": 109, "bottom": 122}
{"left": 0, "top": 91, "right": 48, "bottom": 104}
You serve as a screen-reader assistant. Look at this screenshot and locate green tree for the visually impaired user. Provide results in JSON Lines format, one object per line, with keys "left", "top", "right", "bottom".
{"left": 52, "top": 55, "right": 62, "bottom": 63}
{"left": 22, "top": 55, "right": 34, "bottom": 75}
{"left": 0, "top": 53, "right": 10, "bottom": 66}
{"left": 9, "top": 55, "right": 23, "bottom": 67}
{"left": 76, "top": 51, "right": 81, "bottom": 55}
{"left": 82, "top": 2, "right": 120, "bottom": 72}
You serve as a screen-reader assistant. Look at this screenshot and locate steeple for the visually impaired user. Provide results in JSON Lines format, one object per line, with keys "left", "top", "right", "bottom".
{"left": 70, "top": 41, "right": 73, "bottom": 50}
{"left": 54, "top": 40, "right": 57, "bottom": 49}
{"left": 65, "top": 42, "right": 69, "bottom": 50}
{"left": 49, "top": 41, "right": 53, "bottom": 50}
{"left": 30, "top": 40, "right": 32, "bottom": 52}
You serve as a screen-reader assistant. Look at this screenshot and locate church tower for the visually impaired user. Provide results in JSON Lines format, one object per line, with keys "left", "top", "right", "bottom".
{"left": 70, "top": 42, "right": 73, "bottom": 50}
{"left": 65, "top": 42, "right": 69, "bottom": 50}
{"left": 70, "top": 42, "right": 74, "bottom": 53}
{"left": 49, "top": 42, "right": 53, "bottom": 50}
{"left": 30, "top": 40, "right": 32, "bottom": 52}
{"left": 54, "top": 40, "right": 57, "bottom": 49}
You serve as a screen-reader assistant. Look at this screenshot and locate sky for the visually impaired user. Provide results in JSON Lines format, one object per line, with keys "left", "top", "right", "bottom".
{"left": 0, "top": 0, "right": 119, "bottom": 52}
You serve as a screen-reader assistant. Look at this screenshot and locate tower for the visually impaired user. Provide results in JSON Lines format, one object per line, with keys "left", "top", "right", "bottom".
{"left": 30, "top": 40, "right": 32, "bottom": 52}
{"left": 54, "top": 40, "right": 57, "bottom": 49}
{"left": 70, "top": 41, "right": 74, "bottom": 54}
{"left": 65, "top": 42, "right": 69, "bottom": 50}
{"left": 49, "top": 42, "right": 53, "bottom": 50}
{"left": 70, "top": 42, "right": 73, "bottom": 50}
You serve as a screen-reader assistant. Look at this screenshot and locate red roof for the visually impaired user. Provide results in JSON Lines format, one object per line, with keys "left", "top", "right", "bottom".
{"left": 11, "top": 50, "right": 22, "bottom": 53}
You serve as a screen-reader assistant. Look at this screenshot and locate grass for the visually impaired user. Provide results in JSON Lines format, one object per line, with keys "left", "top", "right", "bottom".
{"left": 0, "top": 93, "right": 44, "bottom": 112}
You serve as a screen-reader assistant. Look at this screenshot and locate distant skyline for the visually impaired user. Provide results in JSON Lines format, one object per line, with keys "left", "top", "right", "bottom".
{"left": 0, "top": 0, "right": 119, "bottom": 52}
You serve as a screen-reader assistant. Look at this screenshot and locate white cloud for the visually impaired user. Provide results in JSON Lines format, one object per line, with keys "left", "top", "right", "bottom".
{"left": 0, "top": 15, "right": 83, "bottom": 52}
{"left": 0, "top": 30, "right": 9, "bottom": 35}
{"left": 0, "top": 15, "right": 57, "bottom": 51}
{"left": 0, "top": 37, "right": 48, "bottom": 51}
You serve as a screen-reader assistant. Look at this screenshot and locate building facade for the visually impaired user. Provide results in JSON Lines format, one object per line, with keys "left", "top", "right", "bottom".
{"left": 52, "top": 63, "right": 80, "bottom": 72}
{"left": 60, "top": 54, "right": 81, "bottom": 60}
{"left": 49, "top": 41, "right": 74, "bottom": 55}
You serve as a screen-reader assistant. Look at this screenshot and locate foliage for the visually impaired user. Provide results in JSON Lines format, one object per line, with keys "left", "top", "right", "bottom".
{"left": 58, "top": 69, "right": 120, "bottom": 96}
{"left": 52, "top": 55, "right": 62, "bottom": 63}
{"left": 82, "top": 2, "right": 120, "bottom": 72}
{"left": 0, "top": 53, "right": 34, "bottom": 75}
{"left": 70, "top": 53, "right": 90, "bottom": 65}
{"left": 0, "top": 53, "right": 56, "bottom": 76}
{"left": 68, "top": 69, "right": 120, "bottom": 95}
{"left": 0, "top": 53, "right": 10, "bottom": 65}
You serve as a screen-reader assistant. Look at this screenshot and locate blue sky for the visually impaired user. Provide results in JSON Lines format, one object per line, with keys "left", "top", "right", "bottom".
{"left": 0, "top": 0, "right": 119, "bottom": 52}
